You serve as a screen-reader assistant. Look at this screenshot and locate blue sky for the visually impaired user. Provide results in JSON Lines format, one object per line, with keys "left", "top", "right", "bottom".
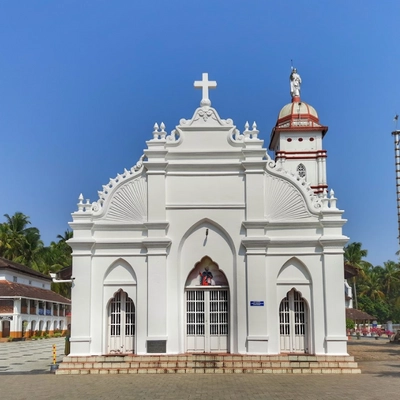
{"left": 0, "top": 1, "right": 398, "bottom": 266}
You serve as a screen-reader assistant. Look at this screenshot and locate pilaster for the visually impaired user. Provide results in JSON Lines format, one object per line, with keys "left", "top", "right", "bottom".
{"left": 242, "top": 237, "right": 270, "bottom": 353}
{"left": 319, "top": 207, "right": 349, "bottom": 355}
{"left": 143, "top": 238, "right": 171, "bottom": 350}
{"left": 69, "top": 240, "right": 94, "bottom": 356}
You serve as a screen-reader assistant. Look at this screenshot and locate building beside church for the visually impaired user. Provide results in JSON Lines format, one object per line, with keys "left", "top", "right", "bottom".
{"left": 68, "top": 71, "right": 348, "bottom": 357}
{"left": 0, "top": 257, "right": 70, "bottom": 339}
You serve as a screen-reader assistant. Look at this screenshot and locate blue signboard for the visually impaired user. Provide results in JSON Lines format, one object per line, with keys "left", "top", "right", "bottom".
{"left": 250, "top": 301, "right": 264, "bottom": 306}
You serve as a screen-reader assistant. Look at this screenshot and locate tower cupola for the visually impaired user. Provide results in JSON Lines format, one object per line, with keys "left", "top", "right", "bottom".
{"left": 269, "top": 69, "right": 329, "bottom": 195}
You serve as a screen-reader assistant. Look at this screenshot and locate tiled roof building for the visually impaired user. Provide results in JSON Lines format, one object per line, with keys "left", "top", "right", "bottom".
{"left": 0, "top": 257, "right": 71, "bottom": 339}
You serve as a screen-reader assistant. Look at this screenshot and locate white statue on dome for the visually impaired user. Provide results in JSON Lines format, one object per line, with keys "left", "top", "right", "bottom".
{"left": 290, "top": 68, "right": 301, "bottom": 98}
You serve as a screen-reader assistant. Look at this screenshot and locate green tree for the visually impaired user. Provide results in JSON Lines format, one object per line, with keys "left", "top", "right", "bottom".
{"left": 379, "top": 260, "right": 400, "bottom": 299}
{"left": 344, "top": 242, "right": 371, "bottom": 309}
{"left": 0, "top": 212, "right": 44, "bottom": 267}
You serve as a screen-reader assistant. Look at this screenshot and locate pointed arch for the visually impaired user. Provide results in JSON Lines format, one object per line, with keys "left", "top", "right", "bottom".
{"left": 104, "top": 258, "right": 137, "bottom": 285}
{"left": 178, "top": 218, "right": 236, "bottom": 290}
{"left": 103, "top": 258, "right": 137, "bottom": 355}
{"left": 107, "top": 289, "right": 135, "bottom": 354}
{"left": 277, "top": 257, "right": 312, "bottom": 285}
{"left": 178, "top": 218, "right": 236, "bottom": 257}
{"left": 279, "top": 288, "right": 309, "bottom": 353}
{"left": 185, "top": 255, "right": 229, "bottom": 287}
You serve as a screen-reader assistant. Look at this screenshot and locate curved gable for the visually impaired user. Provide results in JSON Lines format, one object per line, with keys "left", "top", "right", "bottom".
{"left": 265, "top": 174, "right": 312, "bottom": 220}
{"left": 265, "top": 161, "right": 321, "bottom": 221}
{"left": 92, "top": 167, "right": 148, "bottom": 223}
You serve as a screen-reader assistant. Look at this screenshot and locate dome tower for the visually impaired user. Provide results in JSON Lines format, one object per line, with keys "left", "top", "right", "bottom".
{"left": 269, "top": 69, "right": 328, "bottom": 195}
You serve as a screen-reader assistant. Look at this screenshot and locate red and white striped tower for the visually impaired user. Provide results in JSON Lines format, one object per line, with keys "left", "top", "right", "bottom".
{"left": 392, "top": 129, "right": 400, "bottom": 246}
{"left": 269, "top": 69, "right": 329, "bottom": 195}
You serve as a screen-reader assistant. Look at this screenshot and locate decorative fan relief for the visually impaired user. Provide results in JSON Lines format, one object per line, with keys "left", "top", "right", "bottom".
{"left": 265, "top": 175, "right": 312, "bottom": 221}
{"left": 104, "top": 177, "right": 147, "bottom": 222}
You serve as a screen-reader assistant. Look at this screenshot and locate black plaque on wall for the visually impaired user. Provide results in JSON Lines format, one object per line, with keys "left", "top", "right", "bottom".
{"left": 147, "top": 340, "right": 167, "bottom": 353}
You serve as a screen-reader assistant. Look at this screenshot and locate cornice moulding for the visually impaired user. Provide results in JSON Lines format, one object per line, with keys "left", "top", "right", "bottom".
{"left": 166, "top": 203, "right": 245, "bottom": 210}
{"left": 92, "top": 222, "right": 146, "bottom": 230}
{"left": 142, "top": 238, "right": 172, "bottom": 249}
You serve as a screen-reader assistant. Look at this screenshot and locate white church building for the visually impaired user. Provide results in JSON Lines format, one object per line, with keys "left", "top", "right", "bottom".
{"left": 68, "top": 71, "right": 348, "bottom": 357}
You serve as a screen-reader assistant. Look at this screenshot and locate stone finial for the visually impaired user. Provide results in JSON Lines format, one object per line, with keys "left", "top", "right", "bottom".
{"left": 243, "top": 121, "right": 251, "bottom": 139}
{"left": 329, "top": 189, "right": 338, "bottom": 210}
{"left": 252, "top": 121, "right": 259, "bottom": 139}
{"left": 160, "top": 122, "right": 166, "bottom": 139}
{"left": 194, "top": 73, "right": 217, "bottom": 107}
{"left": 153, "top": 123, "right": 160, "bottom": 139}
{"left": 321, "top": 189, "right": 329, "bottom": 210}
{"left": 77, "top": 193, "right": 85, "bottom": 212}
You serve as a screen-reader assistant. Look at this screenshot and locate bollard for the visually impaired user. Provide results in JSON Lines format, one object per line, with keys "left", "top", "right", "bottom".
{"left": 50, "top": 343, "right": 59, "bottom": 373}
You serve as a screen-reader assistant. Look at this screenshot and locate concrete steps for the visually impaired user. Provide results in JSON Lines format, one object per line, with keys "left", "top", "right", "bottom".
{"left": 56, "top": 354, "right": 361, "bottom": 374}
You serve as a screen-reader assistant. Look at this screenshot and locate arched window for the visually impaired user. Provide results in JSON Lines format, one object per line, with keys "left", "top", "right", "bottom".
{"left": 297, "top": 163, "right": 306, "bottom": 178}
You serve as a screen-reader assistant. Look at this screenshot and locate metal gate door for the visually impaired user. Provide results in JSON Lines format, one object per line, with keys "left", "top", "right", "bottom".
{"left": 186, "top": 289, "right": 229, "bottom": 353}
{"left": 279, "top": 289, "right": 307, "bottom": 353}
{"left": 108, "top": 291, "right": 135, "bottom": 354}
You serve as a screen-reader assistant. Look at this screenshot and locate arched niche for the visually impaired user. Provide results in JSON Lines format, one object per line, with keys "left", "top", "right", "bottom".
{"left": 104, "top": 258, "right": 137, "bottom": 286}
{"left": 179, "top": 219, "right": 235, "bottom": 289}
{"left": 276, "top": 257, "right": 312, "bottom": 311}
{"left": 103, "top": 259, "right": 137, "bottom": 354}
{"left": 277, "top": 257, "right": 312, "bottom": 285}
{"left": 185, "top": 256, "right": 229, "bottom": 287}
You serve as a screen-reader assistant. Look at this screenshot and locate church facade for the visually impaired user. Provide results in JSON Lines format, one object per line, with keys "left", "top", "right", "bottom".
{"left": 68, "top": 72, "right": 348, "bottom": 357}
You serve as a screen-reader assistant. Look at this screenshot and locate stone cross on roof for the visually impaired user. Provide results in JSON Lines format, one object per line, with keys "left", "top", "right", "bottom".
{"left": 194, "top": 73, "right": 217, "bottom": 107}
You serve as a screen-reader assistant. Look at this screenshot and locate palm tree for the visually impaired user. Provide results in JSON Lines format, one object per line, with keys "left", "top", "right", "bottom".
{"left": 344, "top": 242, "right": 371, "bottom": 309}
{"left": 380, "top": 260, "right": 400, "bottom": 298}
{"left": 56, "top": 230, "right": 73, "bottom": 242}
{"left": 0, "top": 212, "right": 44, "bottom": 267}
{"left": 358, "top": 268, "right": 385, "bottom": 301}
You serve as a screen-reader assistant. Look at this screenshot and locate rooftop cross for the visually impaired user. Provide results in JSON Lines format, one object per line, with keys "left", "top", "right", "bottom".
{"left": 194, "top": 73, "right": 217, "bottom": 107}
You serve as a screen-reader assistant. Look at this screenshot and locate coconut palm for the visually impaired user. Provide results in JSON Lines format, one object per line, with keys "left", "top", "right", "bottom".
{"left": 358, "top": 268, "right": 385, "bottom": 301}
{"left": 379, "top": 260, "right": 400, "bottom": 298}
{"left": 0, "top": 212, "right": 44, "bottom": 267}
{"left": 344, "top": 242, "right": 371, "bottom": 309}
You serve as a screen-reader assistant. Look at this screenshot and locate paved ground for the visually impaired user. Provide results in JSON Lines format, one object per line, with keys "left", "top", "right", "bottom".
{"left": 0, "top": 337, "right": 399, "bottom": 399}
{"left": 0, "top": 337, "right": 65, "bottom": 374}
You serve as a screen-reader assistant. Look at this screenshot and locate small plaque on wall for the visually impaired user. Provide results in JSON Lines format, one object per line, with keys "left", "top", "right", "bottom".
{"left": 147, "top": 340, "right": 166, "bottom": 353}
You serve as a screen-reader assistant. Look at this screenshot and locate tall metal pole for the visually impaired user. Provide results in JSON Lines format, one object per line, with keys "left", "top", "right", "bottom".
{"left": 392, "top": 130, "right": 400, "bottom": 246}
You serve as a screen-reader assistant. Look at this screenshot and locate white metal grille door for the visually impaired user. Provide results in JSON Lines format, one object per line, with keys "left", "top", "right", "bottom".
{"left": 279, "top": 290, "right": 307, "bottom": 353}
{"left": 186, "top": 289, "right": 229, "bottom": 353}
{"left": 108, "top": 291, "right": 135, "bottom": 354}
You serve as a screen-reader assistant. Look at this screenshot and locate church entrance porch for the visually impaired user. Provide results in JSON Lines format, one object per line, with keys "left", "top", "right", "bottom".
{"left": 108, "top": 290, "right": 135, "bottom": 354}
{"left": 185, "top": 288, "right": 229, "bottom": 353}
{"left": 279, "top": 289, "right": 308, "bottom": 353}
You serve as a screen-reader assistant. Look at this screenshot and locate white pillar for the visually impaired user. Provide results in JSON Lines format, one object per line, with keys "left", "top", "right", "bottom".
{"left": 69, "top": 250, "right": 93, "bottom": 355}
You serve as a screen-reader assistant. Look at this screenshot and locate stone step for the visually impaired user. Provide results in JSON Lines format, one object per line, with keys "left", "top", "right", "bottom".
{"left": 56, "top": 367, "right": 361, "bottom": 375}
{"left": 62, "top": 354, "right": 355, "bottom": 363}
{"left": 56, "top": 354, "right": 360, "bottom": 375}
{"left": 58, "top": 360, "right": 359, "bottom": 370}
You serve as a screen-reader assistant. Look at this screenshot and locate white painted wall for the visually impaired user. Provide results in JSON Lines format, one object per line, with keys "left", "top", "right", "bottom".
{"left": 68, "top": 77, "right": 348, "bottom": 357}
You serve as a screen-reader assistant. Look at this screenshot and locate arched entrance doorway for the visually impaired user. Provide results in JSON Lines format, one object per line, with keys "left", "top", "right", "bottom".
{"left": 107, "top": 290, "right": 135, "bottom": 354}
{"left": 279, "top": 289, "right": 308, "bottom": 353}
{"left": 185, "top": 256, "right": 229, "bottom": 353}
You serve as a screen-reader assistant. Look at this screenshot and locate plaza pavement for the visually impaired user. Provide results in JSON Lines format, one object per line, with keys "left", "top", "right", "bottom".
{"left": 0, "top": 338, "right": 399, "bottom": 400}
